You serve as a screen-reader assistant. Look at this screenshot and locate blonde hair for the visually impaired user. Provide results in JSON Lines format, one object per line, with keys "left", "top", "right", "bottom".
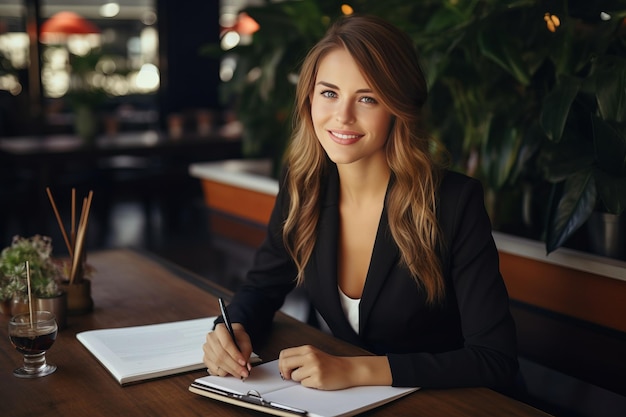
{"left": 283, "top": 15, "right": 445, "bottom": 304}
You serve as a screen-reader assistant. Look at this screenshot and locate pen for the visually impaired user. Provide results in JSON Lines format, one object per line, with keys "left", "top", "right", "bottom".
{"left": 218, "top": 297, "right": 241, "bottom": 351}
{"left": 218, "top": 297, "right": 249, "bottom": 379}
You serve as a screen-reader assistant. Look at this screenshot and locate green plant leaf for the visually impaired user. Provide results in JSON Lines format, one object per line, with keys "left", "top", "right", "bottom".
{"left": 594, "top": 56, "right": 626, "bottom": 123}
{"left": 546, "top": 169, "right": 597, "bottom": 253}
{"left": 537, "top": 127, "right": 594, "bottom": 183}
{"left": 477, "top": 29, "right": 531, "bottom": 86}
{"left": 423, "top": 0, "right": 478, "bottom": 33}
{"left": 481, "top": 117, "right": 523, "bottom": 191}
{"left": 540, "top": 75, "right": 581, "bottom": 142}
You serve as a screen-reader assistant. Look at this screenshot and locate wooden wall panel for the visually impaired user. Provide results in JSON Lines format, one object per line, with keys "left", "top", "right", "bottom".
{"left": 500, "top": 251, "right": 626, "bottom": 333}
{"left": 201, "top": 179, "right": 275, "bottom": 225}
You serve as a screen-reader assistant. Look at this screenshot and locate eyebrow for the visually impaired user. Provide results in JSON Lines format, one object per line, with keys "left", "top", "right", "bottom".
{"left": 316, "top": 81, "right": 373, "bottom": 94}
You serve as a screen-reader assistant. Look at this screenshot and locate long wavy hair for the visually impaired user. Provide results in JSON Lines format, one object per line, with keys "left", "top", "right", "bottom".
{"left": 283, "top": 15, "right": 446, "bottom": 304}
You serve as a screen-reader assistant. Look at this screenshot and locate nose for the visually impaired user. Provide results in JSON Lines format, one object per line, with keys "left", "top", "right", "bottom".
{"left": 335, "top": 100, "right": 355, "bottom": 125}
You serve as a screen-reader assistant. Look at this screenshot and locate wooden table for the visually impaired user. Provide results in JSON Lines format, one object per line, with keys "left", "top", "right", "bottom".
{"left": 0, "top": 249, "right": 551, "bottom": 417}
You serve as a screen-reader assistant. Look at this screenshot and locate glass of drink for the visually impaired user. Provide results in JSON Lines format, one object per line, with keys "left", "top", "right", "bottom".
{"left": 8, "top": 310, "right": 58, "bottom": 378}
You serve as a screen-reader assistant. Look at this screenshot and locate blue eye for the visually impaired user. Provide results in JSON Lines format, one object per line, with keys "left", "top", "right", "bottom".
{"left": 360, "top": 96, "right": 377, "bottom": 104}
{"left": 321, "top": 90, "right": 337, "bottom": 98}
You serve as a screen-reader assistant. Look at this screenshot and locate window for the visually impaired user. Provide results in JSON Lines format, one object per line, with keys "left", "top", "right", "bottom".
{"left": 0, "top": 0, "right": 159, "bottom": 136}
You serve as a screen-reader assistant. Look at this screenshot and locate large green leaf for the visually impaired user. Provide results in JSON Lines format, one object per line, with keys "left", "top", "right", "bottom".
{"left": 477, "top": 29, "right": 531, "bottom": 86}
{"left": 423, "top": 0, "right": 479, "bottom": 33}
{"left": 540, "top": 75, "right": 581, "bottom": 142}
{"left": 546, "top": 168, "right": 597, "bottom": 253}
{"left": 481, "top": 118, "right": 523, "bottom": 191}
{"left": 594, "top": 56, "right": 626, "bottom": 123}
{"left": 537, "top": 126, "right": 594, "bottom": 183}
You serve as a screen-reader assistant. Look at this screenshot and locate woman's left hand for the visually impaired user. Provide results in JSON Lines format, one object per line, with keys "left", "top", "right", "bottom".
{"left": 278, "top": 345, "right": 355, "bottom": 390}
{"left": 278, "top": 345, "right": 392, "bottom": 390}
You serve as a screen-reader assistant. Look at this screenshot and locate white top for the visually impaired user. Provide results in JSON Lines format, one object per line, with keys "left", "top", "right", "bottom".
{"left": 338, "top": 286, "right": 360, "bottom": 334}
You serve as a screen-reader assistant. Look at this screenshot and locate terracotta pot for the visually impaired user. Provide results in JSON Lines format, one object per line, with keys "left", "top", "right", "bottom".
{"left": 60, "top": 279, "right": 93, "bottom": 315}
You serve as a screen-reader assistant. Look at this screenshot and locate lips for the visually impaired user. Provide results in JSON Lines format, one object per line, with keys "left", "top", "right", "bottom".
{"left": 328, "top": 130, "right": 363, "bottom": 145}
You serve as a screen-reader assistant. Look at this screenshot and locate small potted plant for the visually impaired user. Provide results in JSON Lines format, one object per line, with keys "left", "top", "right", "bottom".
{"left": 0, "top": 235, "right": 66, "bottom": 325}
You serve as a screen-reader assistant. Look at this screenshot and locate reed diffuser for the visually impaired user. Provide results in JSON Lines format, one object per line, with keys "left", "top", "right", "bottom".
{"left": 46, "top": 187, "right": 95, "bottom": 314}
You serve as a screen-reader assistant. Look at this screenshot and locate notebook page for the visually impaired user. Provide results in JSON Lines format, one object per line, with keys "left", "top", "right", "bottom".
{"left": 264, "top": 383, "right": 418, "bottom": 417}
{"left": 78, "top": 317, "right": 216, "bottom": 383}
{"left": 193, "top": 360, "right": 297, "bottom": 395}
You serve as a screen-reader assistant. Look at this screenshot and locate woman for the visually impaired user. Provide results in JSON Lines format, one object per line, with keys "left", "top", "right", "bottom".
{"left": 203, "top": 14, "right": 518, "bottom": 391}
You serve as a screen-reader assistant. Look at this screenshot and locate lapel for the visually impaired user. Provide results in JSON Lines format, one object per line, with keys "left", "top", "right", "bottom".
{"left": 358, "top": 204, "right": 399, "bottom": 333}
{"left": 311, "top": 166, "right": 400, "bottom": 337}
{"left": 311, "top": 165, "right": 352, "bottom": 335}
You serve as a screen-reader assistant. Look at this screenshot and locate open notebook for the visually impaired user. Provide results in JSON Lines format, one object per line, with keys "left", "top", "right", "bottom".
{"left": 77, "top": 316, "right": 259, "bottom": 385}
{"left": 189, "top": 359, "right": 419, "bottom": 417}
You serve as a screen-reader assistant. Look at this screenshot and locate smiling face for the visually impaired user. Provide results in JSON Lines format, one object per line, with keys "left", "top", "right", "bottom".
{"left": 310, "top": 48, "right": 393, "bottom": 168}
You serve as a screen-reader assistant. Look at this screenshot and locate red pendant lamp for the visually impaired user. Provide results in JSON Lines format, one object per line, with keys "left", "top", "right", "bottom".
{"left": 40, "top": 11, "right": 100, "bottom": 42}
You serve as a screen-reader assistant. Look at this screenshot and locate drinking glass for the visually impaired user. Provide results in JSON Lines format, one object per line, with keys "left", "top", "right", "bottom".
{"left": 8, "top": 310, "right": 58, "bottom": 378}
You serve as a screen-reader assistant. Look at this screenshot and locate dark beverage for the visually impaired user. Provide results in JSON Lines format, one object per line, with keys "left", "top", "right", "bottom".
{"left": 8, "top": 311, "right": 58, "bottom": 378}
{"left": 9, "top": 326, "right": 57, "bottom": 355}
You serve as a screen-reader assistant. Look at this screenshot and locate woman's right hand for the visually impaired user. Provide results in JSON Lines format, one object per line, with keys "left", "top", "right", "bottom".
{"left": 203, "top": 323, "right": 253, "bottom": 379}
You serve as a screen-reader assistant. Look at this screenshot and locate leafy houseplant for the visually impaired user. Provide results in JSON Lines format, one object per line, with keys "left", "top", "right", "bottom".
{"left": 66, "top": 49, "right": 108, "bottom": 142}
{"left": 408, "top": 1, "right": 626, "bottom": 256}
{"left": 0, "top": 235, "right": 63, "bottom": 314}
{"left": 538, "top": 21, "right": 626, "bottom": 254}
{"left": 205, "top": 0, "right": 331, "bottom": 174}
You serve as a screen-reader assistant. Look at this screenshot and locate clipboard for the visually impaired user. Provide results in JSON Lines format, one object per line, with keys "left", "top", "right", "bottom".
{"left": 188, "top": 359, "right": 419, "bottom": 417}
{"left": 189, "top": 382, "right": 307, "bottom": 417}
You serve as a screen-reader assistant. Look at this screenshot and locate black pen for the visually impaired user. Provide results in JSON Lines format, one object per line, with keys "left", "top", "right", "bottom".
{"left": 218, "top": 297, "right": 249, "bottom": 378}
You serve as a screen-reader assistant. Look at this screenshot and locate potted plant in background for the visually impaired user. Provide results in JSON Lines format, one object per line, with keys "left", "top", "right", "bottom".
{"left": 0, "top": 235, "right": 67, "bottom": 327}
{"left": 66, "top": 49, "right": 108, "bottom": 143}
{"left": 537, "top": 17, "right": 626, "bottom": 258}
{"left": 204, "top": 0, "right": 330, "bottom": 175}
{"left": 410, "top": 1, "right": 626, "bottom": 258}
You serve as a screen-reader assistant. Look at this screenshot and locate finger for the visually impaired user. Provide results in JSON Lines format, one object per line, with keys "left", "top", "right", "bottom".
{"left": 278, "top": 346, "right": 310, "bottom": 380}
{"left": 207, "top": 365, "right": 227, "bottom": 377}
{"left": 203, "top": 327, "right": 241, "bottom": 377}
{"left": 214, "top": 324, "right": 250, "bottom": 379}
{"left": 202, "top": 331, "right": 221, "bottom": 369}
{"left": 215, "top": 324, "right": 245, "bottom": 363}
{"left": 231, "top": 324, "right": 254, "bottom": 366}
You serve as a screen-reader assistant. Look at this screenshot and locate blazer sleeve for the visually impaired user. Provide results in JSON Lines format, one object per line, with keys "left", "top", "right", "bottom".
{"left": 388, "top": 175, "right": 519, "bottom": 389}
{"left": 217, "top": 173, "right": 298, "bottom": 345}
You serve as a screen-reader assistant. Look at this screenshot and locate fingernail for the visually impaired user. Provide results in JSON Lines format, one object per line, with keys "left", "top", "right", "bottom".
{"left": 280, "top": 372, "right": 284, "bottom": 380}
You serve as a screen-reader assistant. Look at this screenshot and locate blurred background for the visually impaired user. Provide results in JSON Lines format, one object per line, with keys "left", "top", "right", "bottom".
{"left": 1, "top": 0, "right": 625, "bottom": 262}
{"left": 0, "top": 0, "right": 247, "bottom": 268}
{"left": 1, "top": 2, "right": 625, "bottom": 416}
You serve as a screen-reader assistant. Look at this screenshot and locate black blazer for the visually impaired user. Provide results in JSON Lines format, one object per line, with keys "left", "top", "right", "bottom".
{"left": 226, "top": 164, "right": 518, "bottom": 389}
